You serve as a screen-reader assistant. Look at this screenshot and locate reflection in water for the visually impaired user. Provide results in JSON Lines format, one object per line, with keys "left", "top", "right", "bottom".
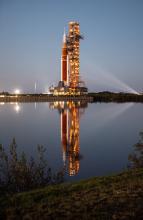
{"left": 0, "top": 102, "right": 21, "bottom": 113}
{"left": 14, "top": 103, "right": 21, "bottom": 113}
{"left": 0, "top": 101, "right": 141, "bottom": 179}
{"left": 94, "top": 103, "right": 134, "bottom": 130}
{"left": 35, "top": 102, "right": 37, "bottom": 110}
{"left": 0, "top": 102, "right": 5, "bottom": 105}
{"left": 50, "top": 101, "right": 88, "bottom": 176}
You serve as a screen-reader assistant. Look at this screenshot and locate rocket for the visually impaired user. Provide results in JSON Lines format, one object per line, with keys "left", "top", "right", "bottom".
{"left": 61, "top": 30, "right": 68, "bottom": 85}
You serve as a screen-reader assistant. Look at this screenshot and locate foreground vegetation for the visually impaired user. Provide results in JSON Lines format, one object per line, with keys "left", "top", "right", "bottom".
{"left": 0, "top": 139, "right": 63, "bottom": 193}
{"left": 0, "top": 132, "right": 143, "bottom": 219}
{"left": 0, "top": 168, "right": 143, "bottom": 219}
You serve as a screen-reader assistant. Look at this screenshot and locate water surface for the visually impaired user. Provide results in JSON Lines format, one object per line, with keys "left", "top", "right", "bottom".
{"left": 0, "top": 101, "right": 142, "bottom": 181}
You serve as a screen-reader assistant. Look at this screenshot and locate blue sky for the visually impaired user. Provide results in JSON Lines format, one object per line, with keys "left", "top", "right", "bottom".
{"left": 0, "top": 0, "right": 142, "bottom": 93}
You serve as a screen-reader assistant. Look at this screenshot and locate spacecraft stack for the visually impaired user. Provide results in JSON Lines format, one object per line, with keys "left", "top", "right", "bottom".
{"left": 61, "top": 30, "right": 68, "bottom": 84}
{"left": 50, "top": 21, "right": 88, "bottom": 96}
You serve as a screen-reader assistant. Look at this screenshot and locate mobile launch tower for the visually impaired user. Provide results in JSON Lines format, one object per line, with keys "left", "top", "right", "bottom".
{"left": 50, "top": 21, "right": 88, "bottom": 95}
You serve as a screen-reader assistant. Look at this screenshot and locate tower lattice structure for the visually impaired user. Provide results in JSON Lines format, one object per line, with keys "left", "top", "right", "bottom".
{"left": 67, "top": 22, "right": 83, "bottom": 88}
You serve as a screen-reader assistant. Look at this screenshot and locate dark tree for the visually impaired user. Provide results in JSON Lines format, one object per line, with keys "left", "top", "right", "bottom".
{"left": 128, "top": 131, "right": 143, "bottom": 168}
{"left": 0, "top": 139, "right": 64, "bottom": 193}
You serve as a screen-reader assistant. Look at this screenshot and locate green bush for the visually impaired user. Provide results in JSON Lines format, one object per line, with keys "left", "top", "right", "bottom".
{"left": 0, "top": 138, "right": 64, "bottom": 193}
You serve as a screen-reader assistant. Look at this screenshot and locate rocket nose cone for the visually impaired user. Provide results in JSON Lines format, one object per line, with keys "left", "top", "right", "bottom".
{"left": 63, "top": 28, "right": 66, "bottom": 43}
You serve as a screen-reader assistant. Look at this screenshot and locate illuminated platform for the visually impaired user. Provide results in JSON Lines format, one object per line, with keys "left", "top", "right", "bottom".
{"left": 49, "top": 81, "right": 88, "bottom": 96}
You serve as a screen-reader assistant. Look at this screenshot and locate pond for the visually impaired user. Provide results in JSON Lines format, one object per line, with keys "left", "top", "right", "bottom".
{"left": 0, "top": 101, "right": 142, "bottom": 181}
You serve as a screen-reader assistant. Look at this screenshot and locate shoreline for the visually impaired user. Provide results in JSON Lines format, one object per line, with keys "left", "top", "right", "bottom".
{"left": 1, "top": 168, "right": 143, "bottom": 219}
{"left": 0, "top": 94, "right": 93, "bottom": 102}
{"left": 0, "top": 92, "right": 143, "bottom": 103}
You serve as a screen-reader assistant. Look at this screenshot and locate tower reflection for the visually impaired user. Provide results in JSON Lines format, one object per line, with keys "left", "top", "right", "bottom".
{"left": 49, "top": 101, "right": 88, "bottom": 176}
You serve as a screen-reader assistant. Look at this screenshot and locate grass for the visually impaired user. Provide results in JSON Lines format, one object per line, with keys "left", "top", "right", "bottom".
{"left": 0, "top": 168, "right": 143, "bottom": 219}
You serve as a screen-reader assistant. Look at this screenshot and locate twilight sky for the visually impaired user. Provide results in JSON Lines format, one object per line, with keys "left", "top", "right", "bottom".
{"left": 0, "top": 0, "right": 142, "bottom": 93}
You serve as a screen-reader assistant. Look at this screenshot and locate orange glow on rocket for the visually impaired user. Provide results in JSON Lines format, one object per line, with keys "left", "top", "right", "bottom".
{"left": 60, "top": 102, "right": 80, "bottom": 176}
{"left": 61, "top": 30, "right": 68, "bottom": 84}
{"left": 61, "top": 110, "right": 68, "bottom": 153}
{"left": 50, "top": 101, "right": 88, "bottom": 176}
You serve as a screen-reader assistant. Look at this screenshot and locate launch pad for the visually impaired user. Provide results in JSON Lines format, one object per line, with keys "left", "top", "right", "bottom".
{"left": 49, "top": 21, "right": 88, "bottom": 96}
{"left": 49, "top": 81, "right": 88, "bottom": 96}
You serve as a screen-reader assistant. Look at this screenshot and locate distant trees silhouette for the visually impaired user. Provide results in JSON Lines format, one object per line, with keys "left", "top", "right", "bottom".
{"left": 88, "top": 92, "right": 143, "bottom": 103}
